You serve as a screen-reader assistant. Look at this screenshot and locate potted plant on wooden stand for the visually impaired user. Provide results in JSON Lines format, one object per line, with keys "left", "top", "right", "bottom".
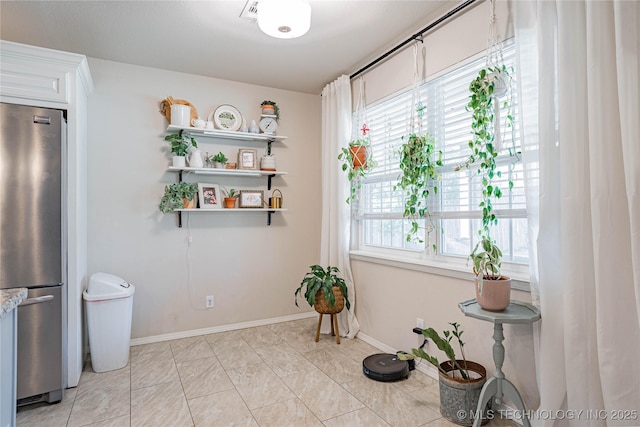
{"left": 158, "top": 182, "right": 198, "bottom": 213}
{"left": 222, "top": 188, "right": 238, "bottom": 208}
{"left": 164, "top": 133, "right": 198, "bottom": 167}
{"left": 404, "top": 323, "right": 490, "bottom": 426}
{"left": 294, "top": 265, "right": 351, "bottom": 344}
{"left": 395, "top": 132, "right": 442, "bottom": 245}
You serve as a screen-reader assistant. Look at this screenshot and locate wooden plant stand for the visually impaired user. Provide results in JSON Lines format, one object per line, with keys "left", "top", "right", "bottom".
{"left": 315, "top": 313, "right": 341, "bottom": 344}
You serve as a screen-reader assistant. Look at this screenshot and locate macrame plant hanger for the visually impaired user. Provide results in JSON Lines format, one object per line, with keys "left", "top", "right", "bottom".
{"left": 486, "top": 0, "right": 508, "bottom": 152}
{"left": 353, "top": 77, "right": 369, "bottom": 143}
{"left": 351, "top": 77, "right": 370, "bottom": 210}
{"left": 409, "top": 42, "right": 423, "bottom": 138}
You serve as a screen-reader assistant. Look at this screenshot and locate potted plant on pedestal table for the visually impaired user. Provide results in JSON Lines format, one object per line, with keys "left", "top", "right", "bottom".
{"left": 459, "top": 56, "right": 515, "bottom": 312}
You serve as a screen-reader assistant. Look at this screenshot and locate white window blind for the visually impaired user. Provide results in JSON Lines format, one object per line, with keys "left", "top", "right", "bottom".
{"left": 356, "top": 43, "right": 529, "bottom": 264}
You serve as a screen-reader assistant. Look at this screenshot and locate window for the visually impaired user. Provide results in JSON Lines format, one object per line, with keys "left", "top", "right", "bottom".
{"left": 356, "top": 43, "right": 528, "bottom": 268}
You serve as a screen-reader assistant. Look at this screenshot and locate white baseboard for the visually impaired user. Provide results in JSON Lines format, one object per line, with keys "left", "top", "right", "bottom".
{"left": 129, "top": 311, "right": 317, "bottom": 346}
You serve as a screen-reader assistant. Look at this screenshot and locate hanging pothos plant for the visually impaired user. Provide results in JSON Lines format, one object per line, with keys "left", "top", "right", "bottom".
{"left": 462, "top": 65, "right": 515, "bottom": 239}
{"left": 395, "top": 133, "right": 442, "bottom": 244}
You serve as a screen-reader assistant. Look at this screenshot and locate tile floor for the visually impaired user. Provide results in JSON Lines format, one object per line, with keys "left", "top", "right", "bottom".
{"left": 16, "top": 317, "right": 518, "bottom": 427}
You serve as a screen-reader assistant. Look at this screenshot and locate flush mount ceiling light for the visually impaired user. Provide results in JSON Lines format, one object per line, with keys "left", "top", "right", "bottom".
{"left": 257, "top": 0, "right": 311, "bottom": 39}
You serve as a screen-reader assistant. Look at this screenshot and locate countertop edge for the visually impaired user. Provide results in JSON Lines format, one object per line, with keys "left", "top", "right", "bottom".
{"left": 0, "top": 288, "right": 28, "bottom": 319}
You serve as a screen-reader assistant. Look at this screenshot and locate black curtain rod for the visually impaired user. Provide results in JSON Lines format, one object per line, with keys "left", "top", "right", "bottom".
{"left": 350, "top": 0, "right": 479, "bottom": 80}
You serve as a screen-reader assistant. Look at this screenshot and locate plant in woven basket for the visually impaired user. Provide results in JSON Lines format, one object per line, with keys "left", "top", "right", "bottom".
{"left": 395, "top": 133, "right": 442, "bottom": 245}
{"left": 294, "top": 265, "right": 351, "bottom": 312}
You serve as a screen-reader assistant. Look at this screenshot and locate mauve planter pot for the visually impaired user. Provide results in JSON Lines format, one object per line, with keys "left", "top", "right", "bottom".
{"left": 475, "top": 276, "right": 511, "bottom": 311}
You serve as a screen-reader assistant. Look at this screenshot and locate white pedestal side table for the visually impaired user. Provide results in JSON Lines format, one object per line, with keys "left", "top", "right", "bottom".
{"left": 458, "top": 298, "right": 541, "bottom": 427}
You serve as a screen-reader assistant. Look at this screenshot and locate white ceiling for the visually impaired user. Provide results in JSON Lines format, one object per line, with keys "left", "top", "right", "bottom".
{"left": 0, "top": 0, "right": 453, "bottom": 94}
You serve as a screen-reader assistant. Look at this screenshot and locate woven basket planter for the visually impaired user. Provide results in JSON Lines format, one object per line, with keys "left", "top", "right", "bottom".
{"left": 314, "top": 287, "right": 345, "bottom": 314}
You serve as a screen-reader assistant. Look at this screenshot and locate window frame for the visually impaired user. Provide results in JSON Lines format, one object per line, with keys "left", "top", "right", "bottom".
{"left": 350, "top": 44, "right": 530, "bottom": 290}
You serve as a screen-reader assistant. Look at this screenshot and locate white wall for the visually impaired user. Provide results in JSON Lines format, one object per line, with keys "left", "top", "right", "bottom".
{"left": 349, "top": 0, "right": 540, "bottom": 409}
{"left": 86, "top": 59, "right": 320, "bottom": 339}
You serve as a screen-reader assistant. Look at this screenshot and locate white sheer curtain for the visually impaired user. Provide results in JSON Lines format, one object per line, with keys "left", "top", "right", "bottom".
{"left": 320, "top": 75, "right": 360, "bottom": 338}
{"left": 515, "top": 1, "right": 640, "bottom": 425}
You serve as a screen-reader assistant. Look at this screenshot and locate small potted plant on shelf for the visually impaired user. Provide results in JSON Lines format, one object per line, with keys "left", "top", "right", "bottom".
{"left": 294, "top": 265, "right": 351, "bottom": 343}
{"left": 401, "top": 323, "right": 489, "bottom": 426}
{"left": 164, "top": 133, "right": 198, "bottom": 168}
{"left": 158, "top": 182, "right": 198, "bottom": 213}
{"left": 222, "top": 188, "right": 238, "bottom": 209}
{"left": 338, "top": 136, "right": 376, "bottom": 204}
{"left": 260, "top": 100, "right": 280, "bottom": 121}
{"left": 208, "top": 152, "right": 228, "bottom": 168}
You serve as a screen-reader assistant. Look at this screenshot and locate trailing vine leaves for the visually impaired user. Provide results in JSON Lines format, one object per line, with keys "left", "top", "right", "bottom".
{"left": 158, "top": 182, "right": 198, "bottom": 213}
{"left": 338, "top": 137, "right": 376, "bottom": 204}
{"left": 395, "top": 133, "right": 442, "bottom": 244}
{"left": 459, "top": 65, "right": 515, "bottom": 241}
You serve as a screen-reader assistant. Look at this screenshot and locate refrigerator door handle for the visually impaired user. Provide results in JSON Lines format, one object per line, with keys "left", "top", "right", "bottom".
{"left": 19, "top": 295, "right": 54, "bottom": 306}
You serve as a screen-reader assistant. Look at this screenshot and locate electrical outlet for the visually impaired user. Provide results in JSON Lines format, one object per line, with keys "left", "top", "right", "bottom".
{"left": 206, "top": 295, "right": 214, "bottom": 308}
{"left": 416, "top": 318, "right": 425, "bottom": 329}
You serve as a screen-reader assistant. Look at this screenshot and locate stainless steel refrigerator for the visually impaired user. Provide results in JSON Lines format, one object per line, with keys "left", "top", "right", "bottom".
{"left": 0, "top": 102, "right": 66, "bottom": 405}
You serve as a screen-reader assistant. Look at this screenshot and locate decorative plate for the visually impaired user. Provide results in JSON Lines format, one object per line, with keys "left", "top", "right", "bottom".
{"left": 209, "top": 105, "right": 242, "bottom": 131}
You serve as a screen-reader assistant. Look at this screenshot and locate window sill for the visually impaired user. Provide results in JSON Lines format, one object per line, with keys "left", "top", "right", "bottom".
{"left": 349, "top": 250, "right": 530, "bottom": 292}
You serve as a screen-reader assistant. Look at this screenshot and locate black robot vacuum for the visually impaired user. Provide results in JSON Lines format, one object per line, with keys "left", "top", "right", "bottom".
{"left": 362, "top": 353, "right": 413, "bottom": 382}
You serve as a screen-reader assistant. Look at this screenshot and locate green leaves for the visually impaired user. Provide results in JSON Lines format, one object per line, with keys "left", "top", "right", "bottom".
{"left": 294, "top": 265, "right": 351, "bottom": 311}
{"left": 395, "top": 133, "right": 442, "bottom": 243}
{"left": 158, "top": 182, "right": 198, "bottom": 213}
{"left": 469, "top": 237, "right": 503, "bottom": 279}
{"left": 165, "top": 133, "right": 198, "bottom": 157}
{"left": 411, "top": 324, "right": 470, "bottom": 380}
{"left": 338, "top": 137, "right": 377, "bottom": 204}
{"left": 460, "top": 66, "right": 516, "bottom": 258}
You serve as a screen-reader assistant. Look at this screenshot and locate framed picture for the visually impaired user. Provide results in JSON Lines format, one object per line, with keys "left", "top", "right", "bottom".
{"left": 198, "top": 183, "right": 222, "bottom": 209}
{"left": 238, "top": 148, "right": 257, "bottom": 170}
{"left": 239, "top": 190, "right": 264, "bottom": 208}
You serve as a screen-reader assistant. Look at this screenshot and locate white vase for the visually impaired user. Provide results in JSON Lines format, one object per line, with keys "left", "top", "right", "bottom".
{"left": 260, "top": 155, "right": 276, "bottom": 171}
{"left": 249, "top": 120, "right": 259, "bottom": 134}
{"left": 172, "top": 156, "right": 186, "bottom": 168}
